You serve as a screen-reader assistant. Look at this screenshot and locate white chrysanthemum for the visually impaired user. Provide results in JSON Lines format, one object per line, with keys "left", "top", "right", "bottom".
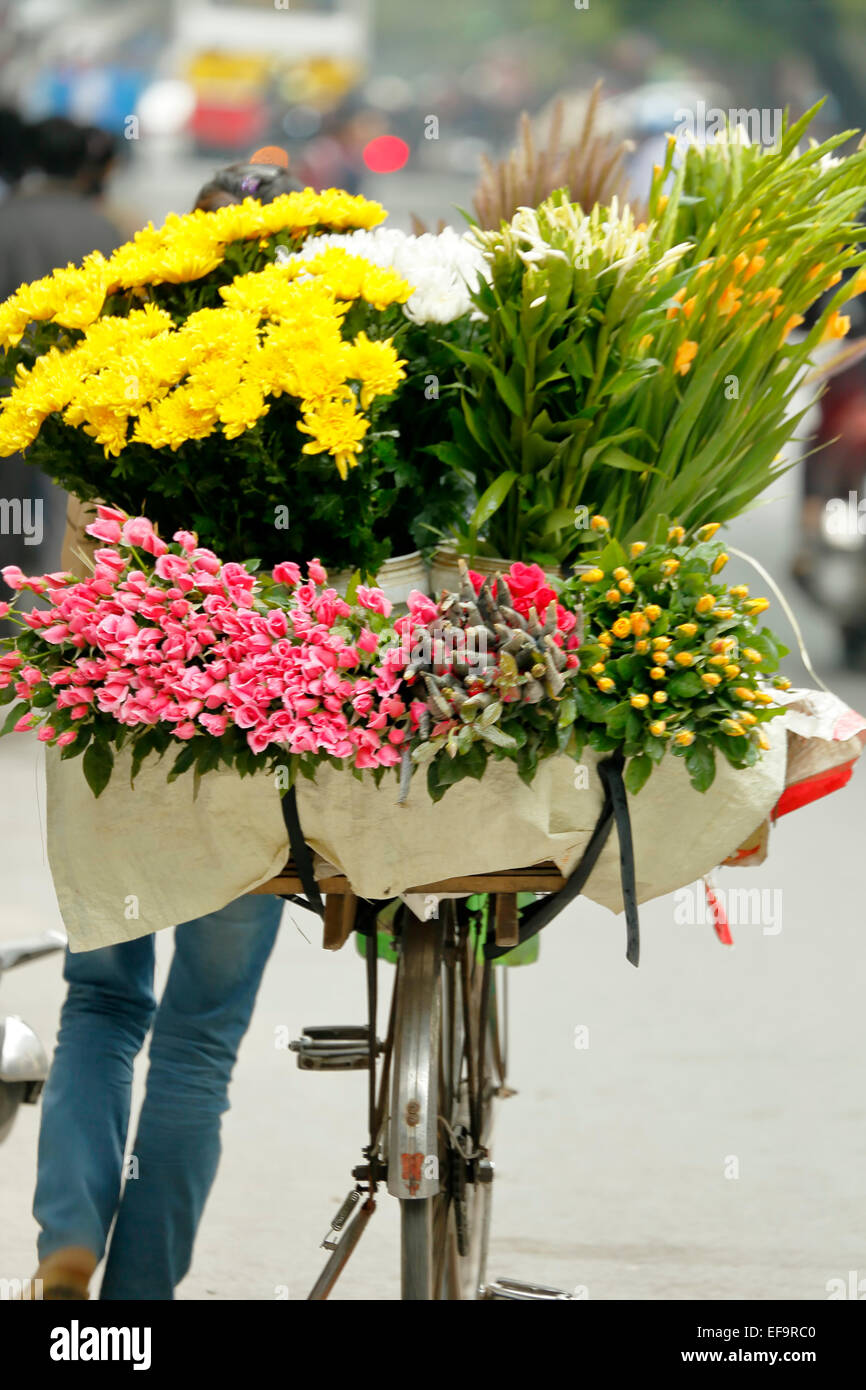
{"left": 277, "top": 226, "right": 487, "bottom": 324}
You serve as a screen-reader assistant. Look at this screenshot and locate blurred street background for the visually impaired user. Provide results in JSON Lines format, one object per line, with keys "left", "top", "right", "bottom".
{"left": 1, "top": 0, "right": 866, "bottom": 1299}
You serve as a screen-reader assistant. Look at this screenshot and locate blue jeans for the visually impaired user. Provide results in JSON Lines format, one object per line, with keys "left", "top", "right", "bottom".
{"left": 33, "top": 893, "right": 283, "bottom": 1299}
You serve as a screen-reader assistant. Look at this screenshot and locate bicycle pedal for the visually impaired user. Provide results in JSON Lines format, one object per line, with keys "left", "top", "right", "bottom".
{"left": 289, "top": 1025, "right": 384, "bottom": 1071}
{"left": 482, "top": 1277, "right": 576, "bottom": 1301}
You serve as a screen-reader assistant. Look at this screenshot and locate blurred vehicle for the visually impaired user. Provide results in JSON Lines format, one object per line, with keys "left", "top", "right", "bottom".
{"left": 5, "top": 0, "right": 167, "bottom": 141}
{"left": 792, "top": 358, "right": 866, "bottom": 669}
{"left": 0, "top": 931, "right": 65, "bottom": 1144}
{"left": 168, "top": 0, "right": 369, "bottom": 157}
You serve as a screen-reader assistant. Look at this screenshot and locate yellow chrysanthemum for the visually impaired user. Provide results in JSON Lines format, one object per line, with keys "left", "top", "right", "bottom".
{"left": 345, "top": 332, "right": 407, "bottom": 407}
{"left": 298, "top": 395, "right": 369, "bottom": 478}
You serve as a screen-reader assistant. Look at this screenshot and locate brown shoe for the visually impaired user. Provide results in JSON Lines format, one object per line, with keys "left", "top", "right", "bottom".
{"left": 35, "top": 1247, "right": 98, "bottom": 1300}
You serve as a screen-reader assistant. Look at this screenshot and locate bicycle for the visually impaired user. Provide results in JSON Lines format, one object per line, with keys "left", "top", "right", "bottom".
{"left": 253, "top": 856, "right": 572, "bottom": 1301}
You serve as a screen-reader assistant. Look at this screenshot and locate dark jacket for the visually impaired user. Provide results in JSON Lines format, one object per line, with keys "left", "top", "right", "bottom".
{"left": 0, "top": 182, "right": 123, "bottom": 615}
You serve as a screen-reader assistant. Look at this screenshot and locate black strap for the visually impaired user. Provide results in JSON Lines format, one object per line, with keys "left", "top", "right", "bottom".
{"left": 483, "top": 751, "right": 640, "bottom": 967}
{"left": 279, "top": 785, "right": 324, "bottom": 919}
{"left": 599, "top": 753, "right": 640, "bottom": 967}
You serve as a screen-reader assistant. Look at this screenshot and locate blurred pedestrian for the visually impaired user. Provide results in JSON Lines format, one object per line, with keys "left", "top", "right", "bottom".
{"left": 0, "top": 119, "right": 125, "bottom": 623}
{"left": 0, "top": 107, "right": 27, "bottom": 198}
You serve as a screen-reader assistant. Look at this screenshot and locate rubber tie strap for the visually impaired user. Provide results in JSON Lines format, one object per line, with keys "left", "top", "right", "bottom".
{"left": 279, "top": 785, "right": 324, "bottom": 919}
{"left": 599, "top": 753, "right": 640, "bottom": 968}
{"left": 483, "top": 757, "right": 617, "bottom": 961}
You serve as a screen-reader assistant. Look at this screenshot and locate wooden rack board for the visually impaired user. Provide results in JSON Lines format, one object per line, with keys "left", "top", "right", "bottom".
{"left": 252, "top": 859, "right": 568, "bottom": 951}
{"left": 251, "top": 860, "right": 568, "bottom": 898}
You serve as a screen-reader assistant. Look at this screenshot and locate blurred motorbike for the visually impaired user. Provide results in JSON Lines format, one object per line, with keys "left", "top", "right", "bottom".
{"left": 792, "top": 356, "right": 866, "bottom": 669}
{"left": 0, "top": 930, "right": 65, "bottom": 1143}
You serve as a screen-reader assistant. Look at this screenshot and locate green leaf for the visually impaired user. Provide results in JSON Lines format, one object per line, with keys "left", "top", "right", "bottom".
{"left": 82, "top": 741, "right": 114, "bottom": 798}
{"left": 167, "top": 744, "right": 196, "bottom": 783}
{"left": 570, "top": 338, "right": 595, "bottom": 378}
{"left": 597, "top": 538, "right": 628, "bottom": 573}
{"left": 575, "top": 684, "right": 611, "bottom": 722}
{"left": 645, "top": 735, "right": 667, "bottom": 763}
{"left": 489, "top": 364, "right": 524, "bottom": 415}
{"left": 426, "top": 761, "right": 447, "bottom": 803}
{"left": 685, "top": 738, "right": 717, "bottom": 793}
{"left": 541, "top": 507, "right": 581, "bottom": 536}
{"left": 625, "top": 710, "right": 643, "bottom": 743}
{"left": 480, "top": 725, "right": 518, "bottom": 750}
{"left": 666, "top": 671, "right": 703, "bottom": 698}
{"left": 343, "top": 569, "right": 362, "bottom": 605}
{"left": 1, "top": 702, "right": 26, "bottom": 736}
{"left": 469, "top": 472, "right": 518, "bottom": 531}
{"left": 557, "top": 694, "right": 577, "bottom": 729}
{"left": 624, "top": 753, "right": 652, "bottom": 794}
{"left": 598, "top": 447, "right": 662, "bottom": 475}
{"left": 604, "top": 700, "right": 631, "bottom": 735}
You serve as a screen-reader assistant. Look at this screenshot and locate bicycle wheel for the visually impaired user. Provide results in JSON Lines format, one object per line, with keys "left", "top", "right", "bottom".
{"left": 389, "top": 902, "right": 501, "bottom": 1300}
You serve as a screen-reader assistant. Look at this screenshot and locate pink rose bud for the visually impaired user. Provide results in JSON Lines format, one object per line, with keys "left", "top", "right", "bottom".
{"left": 85, "top": 519, "right": 122, "bottom": 543}
{"left": 1, "top": 564, "right": 25, "bottom": 590}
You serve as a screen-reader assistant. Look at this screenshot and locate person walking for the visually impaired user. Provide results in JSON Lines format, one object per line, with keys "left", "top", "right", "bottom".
{"left": 31, "top": 157, "right": 303, "bottom": 1301}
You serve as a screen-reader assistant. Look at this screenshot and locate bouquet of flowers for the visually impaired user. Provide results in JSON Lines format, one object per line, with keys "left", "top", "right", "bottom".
{"left": 0, "top": 509, "right": 581, "bottom": 802}
{"left": 562, "top": 517, "right": 790, "bottom": 793}
{"left": 0, "top": 192, "right": 480, "bottom": 574}
{"left": 447, "top": 103, "right": 866, "bottom": 567}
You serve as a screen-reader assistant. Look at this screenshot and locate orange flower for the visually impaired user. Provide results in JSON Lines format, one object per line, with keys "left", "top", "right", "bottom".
{"left": 743, "top": 255, "right": 765, "bottom": 281}
{"left": 674, "top": 340, "right": 698, "bottom": 375}
{"left": 820, "top": 310, "right": 850, "bottom": 341}
{"left": 718, "top": 284, "right": 743, "bottom": 317}
{"left": 805, "top": 262, "right": 825, "bottom": 281}
{"left": 845, "top": 267, "right": 866, "bottom": 298}
{"left": 666, "top": 287, "right": 687, "bottom": 320}
{"left": 781, "top": 313, "right": 804, "bottom": 340}
{"left": 732, "top": 252, "right": 750, "bottom": 275}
